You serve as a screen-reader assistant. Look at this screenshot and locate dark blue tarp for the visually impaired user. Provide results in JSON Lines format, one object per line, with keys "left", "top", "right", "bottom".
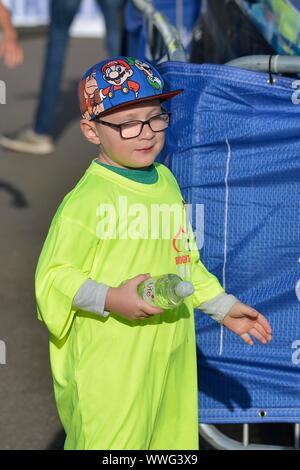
{"left": 158, "top": 61, "right": 300, "bottom": 423}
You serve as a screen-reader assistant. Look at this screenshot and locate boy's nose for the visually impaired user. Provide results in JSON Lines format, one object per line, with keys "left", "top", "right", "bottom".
{"left": 140, "top": 122, "right": 155, "bottom": 139}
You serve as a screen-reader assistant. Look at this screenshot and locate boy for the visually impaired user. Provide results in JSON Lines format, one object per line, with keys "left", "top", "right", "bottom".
{"left": 35, "top": 56, "right": 272, "bottom": 450}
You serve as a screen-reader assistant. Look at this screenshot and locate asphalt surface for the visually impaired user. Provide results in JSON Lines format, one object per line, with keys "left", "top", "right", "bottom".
{"left": 0, "top": 35, "right": 107, "bottom": 450}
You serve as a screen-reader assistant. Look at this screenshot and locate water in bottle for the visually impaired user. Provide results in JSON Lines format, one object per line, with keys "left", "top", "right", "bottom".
{"left": 137, "top": 273, "right": 194, "bottom": 309}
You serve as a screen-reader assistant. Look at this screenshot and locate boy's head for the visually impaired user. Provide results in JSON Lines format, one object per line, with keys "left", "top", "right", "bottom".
{"left": 79, "top": 56, "right": 183, "bottom": 169}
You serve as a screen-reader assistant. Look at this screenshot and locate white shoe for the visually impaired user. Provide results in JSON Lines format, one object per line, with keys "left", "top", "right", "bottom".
{"left": 0, "top": 128, "right": 55, "bottom": 155}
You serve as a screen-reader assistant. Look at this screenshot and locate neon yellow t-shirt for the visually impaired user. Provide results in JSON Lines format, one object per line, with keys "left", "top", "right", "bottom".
{"left": 35, "top": 159, "right": 224, "bottom": 450}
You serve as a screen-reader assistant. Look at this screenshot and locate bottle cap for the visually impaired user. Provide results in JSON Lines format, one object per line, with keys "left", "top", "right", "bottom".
{"left": 175, "top": 281, "right": 195, "bottom": 298}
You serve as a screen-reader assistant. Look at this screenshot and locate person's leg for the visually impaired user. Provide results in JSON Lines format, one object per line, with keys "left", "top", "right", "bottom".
{"left": 96, "top": 0, "right": 122, "bottom": 56}
{"left": 0, "top": 0, "right": 81, "bottom": 154}
{"left": 34, "top": 0, "right": 82, "bottom": 136}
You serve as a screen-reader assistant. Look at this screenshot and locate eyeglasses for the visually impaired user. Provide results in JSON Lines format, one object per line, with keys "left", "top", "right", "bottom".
{"left": 95, "top": 112, "right": 171, "bottom": 139}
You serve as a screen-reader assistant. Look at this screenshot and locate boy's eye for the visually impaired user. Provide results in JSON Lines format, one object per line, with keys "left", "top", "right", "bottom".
{"left": 121, "top": 120, "right": 140, "bottom": 128}
{"left": 116, "top": 66, "right": 122, "bottom": 73}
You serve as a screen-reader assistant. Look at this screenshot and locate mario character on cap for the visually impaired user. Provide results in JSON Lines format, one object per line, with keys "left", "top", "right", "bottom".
{"left": 101, "top": 59, "right": 140, "bottom": 105}
{"left": 79, "top": 56, "right": 183, "bottom": 121}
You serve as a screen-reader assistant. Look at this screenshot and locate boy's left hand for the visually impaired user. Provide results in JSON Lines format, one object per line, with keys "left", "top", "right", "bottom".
{"left": 222, "top": 301, "right": 272, "bottom": 346}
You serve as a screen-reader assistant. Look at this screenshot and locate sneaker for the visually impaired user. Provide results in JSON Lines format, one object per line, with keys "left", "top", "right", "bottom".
{"left": 0, "top": 128, "right": 55, "bottom": 155}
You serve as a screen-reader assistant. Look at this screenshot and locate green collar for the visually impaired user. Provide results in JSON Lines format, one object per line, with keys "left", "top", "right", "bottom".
{"left": 95, "top": 159, "right": 158, "bottom": 184}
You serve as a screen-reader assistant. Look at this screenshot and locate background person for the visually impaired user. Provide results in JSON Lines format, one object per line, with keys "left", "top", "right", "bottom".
{"left": 0, "top": 2, "right": 23, "bottom": 69}
{"left": 0, "top": 0, "right": 123, "bottom": 155}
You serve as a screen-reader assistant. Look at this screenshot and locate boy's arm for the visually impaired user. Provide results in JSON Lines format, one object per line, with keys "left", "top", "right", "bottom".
{"left": 199, "top": 292, "right": 238, "bottom": 323}
{"left": 73, "top": 279, "right": 111, "bottom": 317}
{"left": 35, "top": 216, "right": 100, "bottom": 340}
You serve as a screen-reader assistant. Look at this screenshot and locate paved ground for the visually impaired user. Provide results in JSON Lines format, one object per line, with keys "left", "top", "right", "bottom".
{"left": 0, "top": 34, "right": 107, "bottom": 450}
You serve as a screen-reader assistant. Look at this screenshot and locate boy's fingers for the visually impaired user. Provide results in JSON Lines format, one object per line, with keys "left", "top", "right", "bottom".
{"left": 242, "top": 305, "right": 272, "bottom": 336}
{"left": 139, "top": 301, "right": 163, "bottom": 316}
{"left": 256, "top": 314, "right": 272, "bottom": 334}
{"left": 139, "top": 313, "right": 150, "bottom": 319}
{"left": 249, "top": 328, "right": 267, "bottom": 344}
{"left": 131, "top": 273, "right": 151, "bottom": 286}
{"left": 252, "top": 322, "right": 270, "bottom": 342}
{"left": 144, "top": 305, "right": 164, "bottom": 315}
{"left": 124, "top": 274, "right": 163, "bottom": 316}
{"left": 240, "top": 333, "right": 253, "bottom": 346}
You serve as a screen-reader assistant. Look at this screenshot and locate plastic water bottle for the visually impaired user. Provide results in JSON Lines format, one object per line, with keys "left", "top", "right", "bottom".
{"left": 137, "top": 274, "right": 194, "bottom": 309}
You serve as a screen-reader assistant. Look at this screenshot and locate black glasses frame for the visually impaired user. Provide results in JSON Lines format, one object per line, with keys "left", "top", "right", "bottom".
{"left": 94, "top": 112, "right": 172, "bottom": 139}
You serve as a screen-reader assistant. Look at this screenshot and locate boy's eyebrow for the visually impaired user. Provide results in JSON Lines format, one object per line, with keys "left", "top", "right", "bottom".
{"left": 119, "top": 108, "right": 162, "bottom": 121}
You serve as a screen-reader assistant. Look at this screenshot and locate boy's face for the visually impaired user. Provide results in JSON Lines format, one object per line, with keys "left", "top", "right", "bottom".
{"left": 80, "top": 100, "right": 166, "bottom": 169}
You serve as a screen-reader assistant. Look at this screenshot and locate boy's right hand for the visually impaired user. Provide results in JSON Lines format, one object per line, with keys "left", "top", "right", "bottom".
{"left": 104, "top": 274, "right": 164, "bottom": 321}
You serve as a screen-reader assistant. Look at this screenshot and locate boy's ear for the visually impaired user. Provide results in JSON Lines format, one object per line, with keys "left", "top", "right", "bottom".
{"left": 80, "top": 119, "right": 101, "bottom": 145}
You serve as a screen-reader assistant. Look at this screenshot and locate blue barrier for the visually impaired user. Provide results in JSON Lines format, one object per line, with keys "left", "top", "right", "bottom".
{"left": 158, "top": 60, "right": 300, "bottom": 423}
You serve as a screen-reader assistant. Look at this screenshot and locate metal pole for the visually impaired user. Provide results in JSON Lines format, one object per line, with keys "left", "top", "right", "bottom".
{"left": 132, "top": 0, "right": 186, "bottom": 61}
{"left": 176, "top": 0, "right": 183, "bottom": 45}
{"left": 199, "top": 424, "right": 295, "bottom": 450}
{"left": 243, "top": 424, "right": 249, "bottom": 447}
{"left": 226, "top": 54, "right": 300, "bottom": 73}
{"left": 295, "top": 423, "right": 300, "bottom": 450}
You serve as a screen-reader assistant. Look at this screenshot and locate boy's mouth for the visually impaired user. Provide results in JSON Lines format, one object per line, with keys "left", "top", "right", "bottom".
{"left": 135, "top": 144, "right": 155, "bottom": 152}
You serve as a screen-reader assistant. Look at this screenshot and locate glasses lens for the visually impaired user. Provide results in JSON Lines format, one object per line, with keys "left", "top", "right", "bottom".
{"left": 119, "top": 113, "right": 170, "bottom": 139}
{"left": 120, "top": 121, "right": 142, "bottom": 139}
{"left": 149, "top": 113, "right": 170, "bottom": 132}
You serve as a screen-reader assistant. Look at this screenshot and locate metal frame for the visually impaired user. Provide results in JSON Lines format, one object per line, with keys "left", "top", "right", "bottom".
{"left": 199, "top": 424, "right": 300, "bottom": 450}
{"left": 129, "top": 0, "right": 300, "bottom": 451}
{"left": 226, "top": 54, "right": 300, "bottom": 74}
{"left": 132, "top": 0, "right": 186, "bottom": 62}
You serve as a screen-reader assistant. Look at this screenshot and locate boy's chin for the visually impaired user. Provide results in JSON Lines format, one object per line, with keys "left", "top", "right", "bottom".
{"left": 130, "top": 158, "right": 157, "bottom": 169}
{"left": 122, "top": 155, "right": 158, "bottom": 169}
{"left": 124, "top": 162, "right": 155, "bottom": 169}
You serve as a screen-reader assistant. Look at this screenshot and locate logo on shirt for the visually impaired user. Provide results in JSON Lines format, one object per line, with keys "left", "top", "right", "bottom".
{"left": 172, "top": 226, "right": 192, "bottom": 281}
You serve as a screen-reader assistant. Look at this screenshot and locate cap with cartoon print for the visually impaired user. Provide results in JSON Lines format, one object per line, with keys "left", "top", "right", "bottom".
{"left": 79, "top": 56, "right": 183, "bottom": 120}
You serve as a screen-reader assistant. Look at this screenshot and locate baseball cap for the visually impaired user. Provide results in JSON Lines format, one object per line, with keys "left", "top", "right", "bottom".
{"left": 79, "top": 56, "right": 183, "bottom": 121}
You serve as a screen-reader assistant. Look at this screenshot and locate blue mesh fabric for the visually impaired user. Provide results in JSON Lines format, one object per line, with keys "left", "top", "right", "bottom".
{"left": 158, "top": 61, "right": 300, "bottom": 423}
